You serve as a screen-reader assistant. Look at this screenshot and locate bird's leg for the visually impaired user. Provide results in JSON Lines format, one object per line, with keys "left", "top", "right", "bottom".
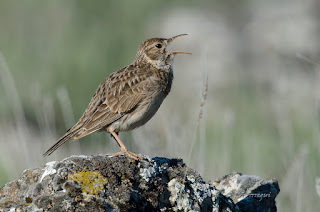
{"left": 111, "top": 132, "right": 127, "bottom": 152}
{"left": 108, "top": 131, "right": 143, "bottom": 160}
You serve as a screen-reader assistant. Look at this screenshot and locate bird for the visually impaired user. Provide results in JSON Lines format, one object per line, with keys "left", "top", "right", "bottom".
{"left": 43, "top": 34, "right": 191, "bottom": 159}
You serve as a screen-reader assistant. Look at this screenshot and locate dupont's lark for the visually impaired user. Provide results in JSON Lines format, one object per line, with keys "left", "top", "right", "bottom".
{"left": 43, "top": 34, "right": 190, "bottom": 159}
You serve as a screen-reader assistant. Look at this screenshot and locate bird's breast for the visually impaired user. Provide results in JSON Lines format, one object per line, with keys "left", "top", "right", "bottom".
{"left": 156, "top": 66, "right": 173, "bottom": 96}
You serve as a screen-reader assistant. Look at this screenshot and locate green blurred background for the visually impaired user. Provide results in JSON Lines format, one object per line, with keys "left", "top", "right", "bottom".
{"left": 1, "top": 0, "right": 320, "bottom": 211}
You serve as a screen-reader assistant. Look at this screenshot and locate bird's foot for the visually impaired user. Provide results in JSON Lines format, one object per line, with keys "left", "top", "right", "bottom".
{"left": 107, "top": 150, "right": 144, "bottom": 160}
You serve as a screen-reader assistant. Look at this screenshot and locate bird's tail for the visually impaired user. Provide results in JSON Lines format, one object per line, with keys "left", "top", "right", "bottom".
{"left": 43, "top": 130, "right": 78, "bottom": 157}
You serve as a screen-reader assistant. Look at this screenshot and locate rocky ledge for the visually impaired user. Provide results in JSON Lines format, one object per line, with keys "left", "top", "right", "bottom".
{"left": 0, "top": 155, "right": 279, "bottom": 211}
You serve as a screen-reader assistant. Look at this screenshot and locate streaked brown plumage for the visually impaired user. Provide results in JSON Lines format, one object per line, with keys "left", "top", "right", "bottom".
{"left": 43, "top": 34, "right": 190, "bottom": 159}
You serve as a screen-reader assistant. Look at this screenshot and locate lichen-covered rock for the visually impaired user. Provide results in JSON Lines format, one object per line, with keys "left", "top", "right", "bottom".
{"left": 0, "top": 155, "right": 279, "bottom": 211}
{"left": 213, "top": 172, "right": 280, "bottom": 212}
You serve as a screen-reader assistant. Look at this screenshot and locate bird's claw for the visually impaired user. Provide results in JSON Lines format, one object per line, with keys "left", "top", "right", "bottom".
{"left": 106, "top": 150, "right": 144, "bottom": 160}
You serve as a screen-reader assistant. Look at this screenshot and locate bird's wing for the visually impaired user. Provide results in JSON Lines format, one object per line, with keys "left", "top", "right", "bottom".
{"left": 105, "top": 64, "right": 155, "bottom": 113}
{"left": 72, "top": 64, "right": 155, "bottom": 138}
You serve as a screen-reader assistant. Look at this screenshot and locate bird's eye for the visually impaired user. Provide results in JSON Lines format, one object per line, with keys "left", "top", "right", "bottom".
{"left": 155, "top": 44, "right": 162, "bottom": 48}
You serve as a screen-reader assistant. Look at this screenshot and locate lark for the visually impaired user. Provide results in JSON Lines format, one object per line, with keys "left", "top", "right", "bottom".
{"left": 43, "top": 34, "right": 190, "bottom": 159}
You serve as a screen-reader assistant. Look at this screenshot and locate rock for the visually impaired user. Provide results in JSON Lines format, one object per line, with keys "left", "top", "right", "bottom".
{"left": 213, "top": 172, "right": 280, "bottom": 212}
{"left": 0, "top": 155, "right": 279, "bottom": 211}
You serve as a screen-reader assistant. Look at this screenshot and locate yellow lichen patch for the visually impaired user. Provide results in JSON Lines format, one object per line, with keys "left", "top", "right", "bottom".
{"left": 68, "top": 171, "right": 108, "bottom": 195}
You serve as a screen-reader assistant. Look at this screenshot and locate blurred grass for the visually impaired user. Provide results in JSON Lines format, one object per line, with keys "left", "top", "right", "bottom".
{"left": 0, "top": 0, "right": 320, "bottom": 211}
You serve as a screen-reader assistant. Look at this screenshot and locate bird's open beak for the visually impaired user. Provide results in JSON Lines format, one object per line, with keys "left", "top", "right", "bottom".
{"left": 167, "top": 34, "right": 192, "bottom": 55}
{"left": 167, "top": 34, "right": 188, "bottom": 42}
{"left": 169, "top": 51, "right": 192, "bottom": 55}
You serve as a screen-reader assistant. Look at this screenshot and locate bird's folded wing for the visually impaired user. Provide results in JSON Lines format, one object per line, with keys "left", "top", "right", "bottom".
{"left": 74, "top": 65, "right": 154, "bottom": 134}
{"left": 105, "top": 64, "right": 154, "bottom": 113}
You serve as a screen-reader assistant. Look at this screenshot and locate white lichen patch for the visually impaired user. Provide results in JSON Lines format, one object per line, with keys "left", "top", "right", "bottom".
{"left": 215, "top": 173, "right": 263, "bottom": 203}
{"left": 190, "top": 180, "right": 211, "bottom": 202}
{"left": 168, "top": 178, "right": 192, "bottom": 211}
{"left": 215, "top": 173, "right": 242, "bottom": 198}
{"left": 168, "top": 177, "right": 214, "bottom": 211}
{"left": 139, "top": 166, "right": 156, "bottom": 182}
{"left": 236, "top": 174, "right": 262, "bottom": 201}
{"left": 187, "top": 175, "right": 195, "bottom": 183}
{"left": 139, "top": 162, "right": 164, "bottom": 182}
{"left": 40, "top": 161, "right": 57, "bottom": 182}
{"left": 62, "top": 199, "right": 72, "bottom": 210}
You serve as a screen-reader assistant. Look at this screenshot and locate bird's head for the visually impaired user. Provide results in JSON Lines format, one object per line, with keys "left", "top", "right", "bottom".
{"left": 135, "top": 34, "right": 191, "bottom": 69}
